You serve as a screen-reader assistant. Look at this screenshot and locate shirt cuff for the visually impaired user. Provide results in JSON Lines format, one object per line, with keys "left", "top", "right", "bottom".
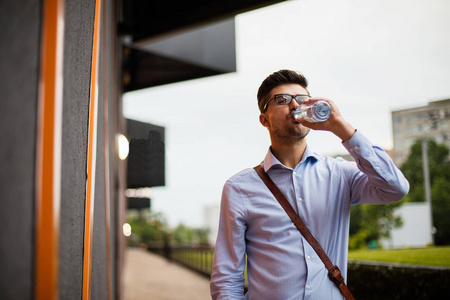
{"left": 342, "top": 130, "right": 373, "bottom": 159}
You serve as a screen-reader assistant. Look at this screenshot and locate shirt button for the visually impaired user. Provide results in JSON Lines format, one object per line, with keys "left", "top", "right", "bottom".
{"left": 293, "top": 171, "right": 297, "bottom": 175}
{"left": 354, "top": 146, "right": 359, "bottom": 150}
{"left": 307, "top": 255, "right": 311, "bottom": 260}
{"left": 298, "top": 197, "right": 303, "bottom": 202}
{"left": 306, "top": 285, "right": 311, "bottom": 290}
{"left": 376, "top": 166, "right": 381, "bottom": 170}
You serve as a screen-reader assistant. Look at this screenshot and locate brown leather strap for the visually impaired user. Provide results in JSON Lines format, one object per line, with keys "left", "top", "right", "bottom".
{"left": 254, "top": 165, "right": 355, "bottom": 300}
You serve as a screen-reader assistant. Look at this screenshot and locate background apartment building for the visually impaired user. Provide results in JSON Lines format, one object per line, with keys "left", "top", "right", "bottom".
{"left": 392, "top": 99, "right": 450, "bottom": 166}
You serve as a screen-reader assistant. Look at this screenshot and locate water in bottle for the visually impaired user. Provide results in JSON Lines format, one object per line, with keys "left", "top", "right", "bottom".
{"left": 293, "top": 101, "right": 331, "bottom": 122}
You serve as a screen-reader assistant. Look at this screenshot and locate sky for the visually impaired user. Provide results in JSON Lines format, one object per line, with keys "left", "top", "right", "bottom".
{"left": 123, "top": 0, "right": 450, "bottom": 228}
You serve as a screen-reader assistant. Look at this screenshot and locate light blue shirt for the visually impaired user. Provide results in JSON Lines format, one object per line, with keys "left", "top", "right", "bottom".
{"left": 210, "top": 131, "right": 409, "bottom": 300}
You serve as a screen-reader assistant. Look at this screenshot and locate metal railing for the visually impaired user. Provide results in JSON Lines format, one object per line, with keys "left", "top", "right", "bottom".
{"left": 147, "top": 244, "right": 248, "bottom": 294}
{"left": 170, "top": 246, "right": 215, "bottom": 277}
{"left": 147, "top": 244, "right": 214, "bottom": 277}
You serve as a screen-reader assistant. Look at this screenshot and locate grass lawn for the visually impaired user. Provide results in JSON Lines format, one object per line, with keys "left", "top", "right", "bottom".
{"left": 348, "top": 246, "right": 450, "bottom": 267}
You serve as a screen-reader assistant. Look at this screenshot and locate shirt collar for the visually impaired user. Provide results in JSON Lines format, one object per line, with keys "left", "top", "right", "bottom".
{"left": 263, "top": 145, "right": 320, "bottom": 172}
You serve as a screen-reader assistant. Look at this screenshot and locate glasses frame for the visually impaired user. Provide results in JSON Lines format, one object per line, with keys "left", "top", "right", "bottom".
{"left": 262, "top": 94, "right": 311, "bottom": 112}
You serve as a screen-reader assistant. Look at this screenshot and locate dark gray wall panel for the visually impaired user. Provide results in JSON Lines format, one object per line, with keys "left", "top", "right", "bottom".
{"left": 0, "top": 0, "right": 41, "bottom": 299}
{"left": 104, "top": 2, "right": 119, "bottom": 297}
{"left": 91, "top": 78, "right": 108, "bottom": 299}
{"left": 59, "top": 0, "right": 95, "bottom": 298}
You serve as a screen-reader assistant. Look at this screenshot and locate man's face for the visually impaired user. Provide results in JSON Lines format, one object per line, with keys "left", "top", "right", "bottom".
{"left": 260, "top": 84, "right": 310, "bottom": 142}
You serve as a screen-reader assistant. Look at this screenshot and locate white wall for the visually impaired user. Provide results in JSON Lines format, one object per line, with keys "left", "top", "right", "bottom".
{"left": 382, "top": 202, "right": 433, "bottom": 249}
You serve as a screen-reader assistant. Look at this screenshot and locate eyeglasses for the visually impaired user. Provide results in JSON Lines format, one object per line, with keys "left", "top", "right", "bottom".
{"left": 262, "top": 94, "right": 311, "bottom": 112}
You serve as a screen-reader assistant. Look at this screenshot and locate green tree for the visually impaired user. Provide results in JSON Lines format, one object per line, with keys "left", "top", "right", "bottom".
{"left": 400, "top": 139, "right": 450, "bottom": 245}
{"left": 127, "top": 210, "right": 168, "bottom": 246}
{"left": 432, "top": 177, "right": 450, "bottom": 244}
{"left": 173, "top": 223, "right": 210, "bottom": 246}
{"left": 173, "top": 223, "right": 194, "bottom": 245}
{"left": 400, "top": 139, "right": 450, "bottom": 203}
{"left": 193, "top": 228, "right": 210, "bottom": 245}
{"left": 349, "top": 202, "right": 403, "bottom": 250}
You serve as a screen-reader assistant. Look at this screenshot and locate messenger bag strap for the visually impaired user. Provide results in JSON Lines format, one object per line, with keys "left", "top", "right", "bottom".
{"left": 254, "top": 165, "right": 355, "bottom": 300}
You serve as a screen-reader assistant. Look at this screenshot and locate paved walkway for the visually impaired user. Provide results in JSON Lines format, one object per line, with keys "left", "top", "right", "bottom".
{"left": 123, "top": 247, "right": 211, "bottom": 300}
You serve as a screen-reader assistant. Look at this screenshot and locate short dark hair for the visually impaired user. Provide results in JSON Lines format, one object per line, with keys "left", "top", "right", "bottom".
{"left": 257, "top": 69, "right": 309, "bottom": 113}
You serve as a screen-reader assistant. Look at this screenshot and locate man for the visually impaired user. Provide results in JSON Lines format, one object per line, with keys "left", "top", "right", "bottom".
{"left": 210, "top": 69, "right": 409, "bottom": 299}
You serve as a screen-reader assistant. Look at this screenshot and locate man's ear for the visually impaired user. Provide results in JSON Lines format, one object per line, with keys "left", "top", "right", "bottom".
{"left": 259, "top": 113, "right": 269, "bottom": 128}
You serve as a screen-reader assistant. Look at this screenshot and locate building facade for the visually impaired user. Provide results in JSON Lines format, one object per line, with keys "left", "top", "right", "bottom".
{"left": 0, "top": 0, "right": 284, "bottom": 299}
{"left": 392, "top": 99, "right": 450, "bottom": 166}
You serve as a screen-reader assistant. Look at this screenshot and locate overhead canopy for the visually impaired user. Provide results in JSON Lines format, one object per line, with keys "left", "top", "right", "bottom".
{"left": 120, "top": 0, "right": 286, "bottom": 91}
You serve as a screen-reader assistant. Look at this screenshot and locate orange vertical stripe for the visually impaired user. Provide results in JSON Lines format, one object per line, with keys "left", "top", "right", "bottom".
{"left": 82, "top": 0, "right": 102, "bottom": 299}
{"left": 35, "top": 0, "right": 64, "bottom": 299}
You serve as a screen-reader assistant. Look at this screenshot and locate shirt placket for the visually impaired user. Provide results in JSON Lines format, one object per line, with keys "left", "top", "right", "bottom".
{"left": 291, "top": 167, "right": 302, "bottom": 217}
{"left": 303, "top": 240, "right": 326, "bottom": 299}
{"left": 293, "top": 164, "right": 318, "bottom": 299}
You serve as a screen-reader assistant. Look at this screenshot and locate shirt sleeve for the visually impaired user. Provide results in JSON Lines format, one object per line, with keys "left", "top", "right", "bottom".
{"left": 342, "top": 130, "right": 410, "bottom": 205}
{"left": 210, "top": 179, "right": 247, "bottom": 300}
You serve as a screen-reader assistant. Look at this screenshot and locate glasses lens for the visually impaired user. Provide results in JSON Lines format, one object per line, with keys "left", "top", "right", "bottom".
{"left": 294, "top": 95, "right": 310, "bottom": 105}
{"left": 274, "top": 94, "right": 293, "bottom": 105}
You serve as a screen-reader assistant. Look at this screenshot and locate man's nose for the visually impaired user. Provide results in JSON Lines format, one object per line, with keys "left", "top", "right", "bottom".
{"left": 290, "top": 99, "right": 300, "bottom": 110}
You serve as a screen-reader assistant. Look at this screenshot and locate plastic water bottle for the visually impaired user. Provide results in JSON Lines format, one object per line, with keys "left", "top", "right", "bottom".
{"left": 293, "top": 101, "right": 331, "bottom": 122}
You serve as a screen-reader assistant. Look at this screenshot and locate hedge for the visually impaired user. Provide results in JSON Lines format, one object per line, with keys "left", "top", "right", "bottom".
{"left": 347, "top": 260, "right": 450, "bottom": 299}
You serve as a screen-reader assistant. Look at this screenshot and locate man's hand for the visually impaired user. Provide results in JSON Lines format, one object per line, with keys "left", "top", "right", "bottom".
{"left": 295, "top": 97, "right": 356, "bottom": 142}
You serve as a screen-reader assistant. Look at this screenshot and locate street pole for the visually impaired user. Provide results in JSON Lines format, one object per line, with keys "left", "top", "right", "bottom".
{"left": 421, "top": 138, "right": 435, "bottom": 245}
